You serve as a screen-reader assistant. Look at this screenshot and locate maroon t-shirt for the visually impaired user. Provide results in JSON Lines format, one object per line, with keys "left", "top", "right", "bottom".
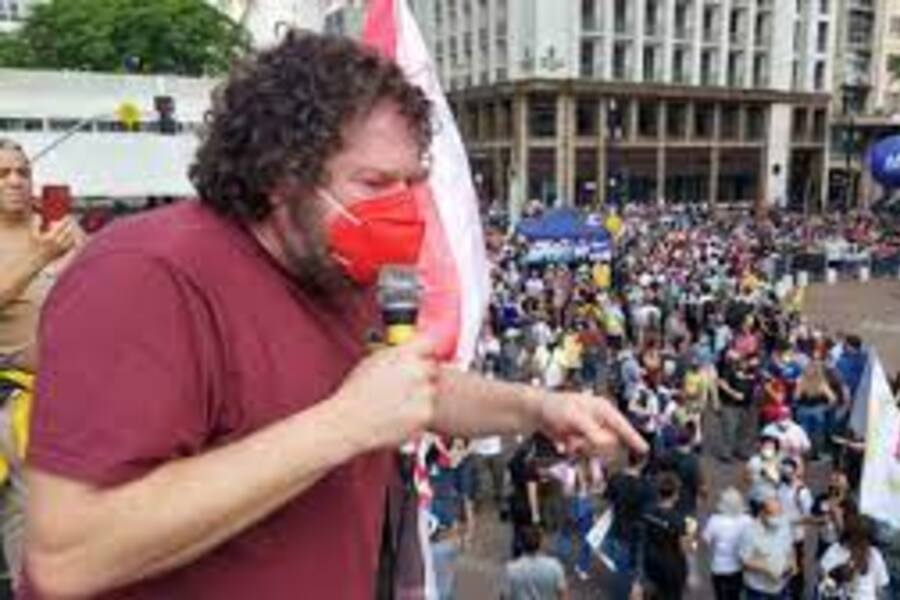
{"left": 28, "top": 202, "right": 391, "bottom": 598}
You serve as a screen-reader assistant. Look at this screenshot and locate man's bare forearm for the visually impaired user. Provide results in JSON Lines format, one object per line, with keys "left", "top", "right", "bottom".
{"left": 435, "top": 367, "right": 543, "bottom": 437}
{"left": 0, "top": 253, "right": 46, "bottom": 309}
{"left": 26, "top": 395, "right": 374, "bottom": 598}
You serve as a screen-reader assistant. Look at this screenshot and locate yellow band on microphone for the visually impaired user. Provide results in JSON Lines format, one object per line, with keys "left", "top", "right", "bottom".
{"left": 386, "top": 324, "right": 416, "bottom": 346}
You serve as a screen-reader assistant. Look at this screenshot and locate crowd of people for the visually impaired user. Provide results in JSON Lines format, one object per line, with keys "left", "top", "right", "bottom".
{"left": 425, "top": 203, "right": 900, "bottom": 599}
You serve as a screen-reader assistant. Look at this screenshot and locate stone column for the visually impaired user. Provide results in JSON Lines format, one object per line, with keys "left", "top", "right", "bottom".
{"left": 597, "top": 99, "right": 608, "bottom": 206}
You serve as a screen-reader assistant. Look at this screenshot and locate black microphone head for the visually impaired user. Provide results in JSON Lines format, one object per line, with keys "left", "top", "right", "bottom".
{"left": 377, "top": 265, "right": 421, "bottom": 325}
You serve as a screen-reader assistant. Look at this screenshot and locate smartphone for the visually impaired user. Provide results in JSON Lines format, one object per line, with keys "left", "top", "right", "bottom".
{"left": 41, "top": 185, "right": 72, "bottom": 231}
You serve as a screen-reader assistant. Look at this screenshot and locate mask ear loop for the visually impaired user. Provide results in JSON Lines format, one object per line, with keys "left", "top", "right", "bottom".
{"left": 319, "top": 188, "right": 362, "bottom": 226}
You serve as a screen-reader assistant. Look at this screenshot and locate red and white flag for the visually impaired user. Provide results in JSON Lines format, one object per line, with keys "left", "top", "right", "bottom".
{"left": 362, "top": 0, "right": 490, "bottom": 367}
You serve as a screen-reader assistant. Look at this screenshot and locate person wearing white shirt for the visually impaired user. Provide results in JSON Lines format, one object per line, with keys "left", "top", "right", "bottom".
{"left": 819, "top": 516, "right": 890, "bottom": 600}
{"left": 762, "top": 411, "right": 812, "bottom": 460}
{"left": 776, "top": 457, "right": 814, "bottom": 599}
{"left": 703, "top": 488, "right": 754, "bottom": 600}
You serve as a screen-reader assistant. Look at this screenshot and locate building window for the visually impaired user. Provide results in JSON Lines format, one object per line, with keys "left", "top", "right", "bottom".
{"left": 643, "top": 45, "right": 659, "bottom": 81}
{"left": 576, "top": 98, "right": 598, "bottom": 136}
{"left": 701, "top": 50, "right": 718, "bottom": 86}
{"left": 614, "top": 0, "right": 630, "bottom": 34}
{"left": 674, "top": 1, "right": 691, "bottom": 39}
{"left": 667, "top": 102, "right": 687, "bottom": 139}
{"left": 637, "top": 101, "right": 659, "bottom": 139}
{"left": 703, "top": 5, "right": 719, "bottom": 43}
{"left": 0, "top": 117, "right": 43, "bottom": 131}
{"left": 645, "top": 0, "right": 661, "bottom": 37}
{"left": 753, "top": 53, "right": 769, "bottom": 87}
{"left": 792, "top": 107, "right": 807, "bottom": 140}
{"left": 891, "top": 16, "right": 900, "bottom": 37}
{"left": 817, "top": 22, "right": 828, "bottom": 53}
{"left": 529, "top": 95, "right": 557, "bottom": 138}
{"left": 728, "top": 51, "right": 744, "bottom": 87}
{"left": 720, "top": 104, "right": 739, "bottom": 139}
{"left": 812, "top": 108, "right": 826, "bottom": 141}
{"left": 746, "top": 106, "right": 765, "bottom": 141}
{"left": 582, "top": 0, "right": 598, "bottom": 31}
{"left": 755, "top": 12, "right": 771, "bottom": 46}
{"left": 613, "top": 42, "right": 630, "bottom": 80}
{"left": 694, "top": 103, "right": 715, "bottom": 139}
{"left": 672, "top": 47, "right": 688, "bottom": 83}
{"left": 814, "top": 60, "right": 826, "bottom": 90}
{"left": 581, "top": 41, "right": 594, "bottom": 77}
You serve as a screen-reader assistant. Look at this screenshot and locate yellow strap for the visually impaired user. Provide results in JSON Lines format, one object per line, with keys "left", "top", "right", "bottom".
{"left": 386, "top": 324, "right": 416, "bottom": 346}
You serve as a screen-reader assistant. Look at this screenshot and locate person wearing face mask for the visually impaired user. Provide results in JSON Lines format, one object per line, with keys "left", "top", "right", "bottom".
{"left": 746, "top": 435, "right": 783, "bottom": 516}
{"left": 776, "top": 457, "right": 814, "bottom": 600}
{"left": 22, "top": 34, "right": 647, "bottom": 599}
{"left": 739, "top": 489, "right": 796, "bottom": 599}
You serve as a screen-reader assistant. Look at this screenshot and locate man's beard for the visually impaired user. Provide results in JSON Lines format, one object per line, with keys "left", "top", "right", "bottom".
{"left": 281, "top": 200, "right": 356, "bottom": 299}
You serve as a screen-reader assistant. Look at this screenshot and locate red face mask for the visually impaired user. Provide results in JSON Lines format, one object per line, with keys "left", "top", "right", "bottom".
{"left": 323, "top": 186, "right": 426, "bottom": 285}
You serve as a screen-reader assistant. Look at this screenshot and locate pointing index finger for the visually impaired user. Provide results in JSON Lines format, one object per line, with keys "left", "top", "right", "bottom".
{"left": 593, "top": 395, "right": 649, "bottom": 455}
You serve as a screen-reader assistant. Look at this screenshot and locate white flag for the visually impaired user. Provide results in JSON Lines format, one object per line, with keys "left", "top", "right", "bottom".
{"left": 859, "top": 352, "right": 900, "bottom": 529}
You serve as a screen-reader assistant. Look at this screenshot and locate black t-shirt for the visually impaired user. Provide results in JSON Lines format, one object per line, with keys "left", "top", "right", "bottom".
{"left": 643, "top": 504, "right": 688, "bottom": 591}
{"left": 654, "top": 450, "right": 702, "bottom": 516}
{"left": 605, "top": 472, "right": 656, "bottom": 541}
{"left": 507, "top": 443, "right": 540, "bottom": 524}
{"left": 721, "top": 361, "right": 755, "bottom": 405}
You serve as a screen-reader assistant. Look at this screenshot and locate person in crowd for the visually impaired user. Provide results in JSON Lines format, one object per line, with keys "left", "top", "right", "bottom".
{"left": 718, "top": 351, "right": 756, "bottom": 462}
{"left": 835, "top": 335, "right": 867, "bottom": 400}
{"left": 548, "top": 454, "right": 603, "bottom": 581}
{"left": 427, "top": 439, "right": 464, "bottom": 599}
{"left": 872, "top": 519, "right": 900, "bottom": 600}
{"left": 603, "top": 451, "right": 656, "bottom": 599}
{"left": 23, "top": 34, "right": 647, "bottom": 598}
{"left": 819, "top": 515, "right": 891, "bottom": 600}
{"left": 761, "top": 404, "right": 811, "bottom": 460}
{"left": 739, "top": 488, "right": 796, "bottom": 599}
{"left": 703, "top": 488, "right": 754, "bottom": 600}
{"left": 508, "top": 435, "right": 544, "bottom": 558}
{"left": 776, "top": 456, "right": 814, "bottom": 600}
{"left": 0, "top": 139, "right": 82, "bottom": 372}
{"left": 641, "top": 473, "right": 692, "bottom": 600}
{"left": 0, "top": 138, "right": 83, "bottom": 588}
{"left": 501, "top": 525, "right": 569, "bottom": 600}
{"left": 794, "top": 358, "right": 839, "bottom": 460}
{"left": 746, "top": 434, "right": 784, "bottom": 515}
{"left": 813, "top": 468, "right": 859, "bottom": 559}
{"left": 469, "top": 433, "right": 505, "bottom": 515}
{"left": 653, "top": 422, "right": 706, "bottom": 518}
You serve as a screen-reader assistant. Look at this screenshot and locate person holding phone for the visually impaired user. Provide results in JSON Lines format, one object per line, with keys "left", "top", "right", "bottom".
{"left": 0, "top": 138, "right": 81, "bottom": 373}
{"left": 0, "top": 137, "right": 82, "bottom": 589}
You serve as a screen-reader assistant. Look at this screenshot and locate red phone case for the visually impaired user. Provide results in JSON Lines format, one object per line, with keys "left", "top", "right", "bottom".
{"left": 41, "top": 185, "right": 72, "bottom": 230}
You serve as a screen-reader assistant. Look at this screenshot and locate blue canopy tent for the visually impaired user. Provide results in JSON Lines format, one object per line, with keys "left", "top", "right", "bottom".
{"left": 516, "top": 208, "right": 612, "bottom": 264}
{"left": 516, "top": 207, "right": 611, "bottom": 242}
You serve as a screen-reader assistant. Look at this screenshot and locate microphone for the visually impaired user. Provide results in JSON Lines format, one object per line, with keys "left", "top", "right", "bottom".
{"left": 376, "top": 265, "right": 421, "bottom": 346}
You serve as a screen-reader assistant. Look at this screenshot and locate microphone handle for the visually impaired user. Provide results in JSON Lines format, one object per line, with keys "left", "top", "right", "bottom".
{"left": 383, "top": 307, "right": 418, "bottom": 346}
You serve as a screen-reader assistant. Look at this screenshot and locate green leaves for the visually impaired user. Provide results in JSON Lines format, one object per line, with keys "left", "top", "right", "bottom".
{"left": 0, "top": 0, "right": 250, "bottom": 76}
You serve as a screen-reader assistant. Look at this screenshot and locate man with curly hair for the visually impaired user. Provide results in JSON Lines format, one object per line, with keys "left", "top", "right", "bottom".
{"left": 22, "top": 32, "right": 645, "bottom": 598}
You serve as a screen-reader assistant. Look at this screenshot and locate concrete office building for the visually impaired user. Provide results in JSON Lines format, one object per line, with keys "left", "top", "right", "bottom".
{"left": 412, "top": 0, "right": 836, "bottom": 214}
{"left": 829, "top": 0, "right": 900, "bottom": 207}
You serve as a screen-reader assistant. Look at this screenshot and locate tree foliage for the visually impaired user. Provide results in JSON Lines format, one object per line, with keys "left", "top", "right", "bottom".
{"left": 0, "top": 0, "right": 250, "bottom": 76}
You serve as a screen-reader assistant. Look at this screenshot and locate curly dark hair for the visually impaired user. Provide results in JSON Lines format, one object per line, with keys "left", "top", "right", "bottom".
{"left": 190, "top": 31, "right": 432, "bottom": 221}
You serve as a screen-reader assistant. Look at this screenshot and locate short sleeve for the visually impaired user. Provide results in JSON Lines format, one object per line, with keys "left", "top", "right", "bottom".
{"left": 737, "top": 526, "right": 754, "bottom": 563}
{"left": 819, "top": 544, "right": 843, "bottom": 574}
{"left": 29, "top": 252, "right": 216, "bottom": 486}
{"left": 872, "top": 549, "right": 890, "bottom": 589}
{"left": 702, "top": 517, "right": 715, "bottom": 545}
